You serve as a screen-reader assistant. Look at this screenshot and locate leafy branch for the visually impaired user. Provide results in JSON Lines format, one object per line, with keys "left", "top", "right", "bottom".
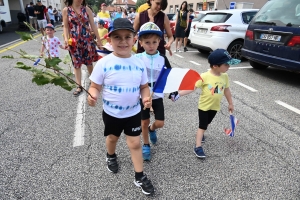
{"left": 2, "top": 23, "right": 94, "bottom": 97}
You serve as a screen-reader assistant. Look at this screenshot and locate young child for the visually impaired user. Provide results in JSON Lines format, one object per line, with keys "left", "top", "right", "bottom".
{"left": 87, "top": 18, "right": 154, "bottom": 195}
{"left": 97, "top": 19, "right": 108, "bottom": 49}
{"left": 169, "top": 49, "right": 240, "bottom": 158}
{"left": 40, "top": 24, "right": 65, "bottom": 57}
{"left": 135, "top": 22, "right": 172, "bottom": 161}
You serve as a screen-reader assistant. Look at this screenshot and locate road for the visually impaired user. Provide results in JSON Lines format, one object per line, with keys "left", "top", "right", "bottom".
{"left": 0, "top": 28, "right": 300, "bottom": 199}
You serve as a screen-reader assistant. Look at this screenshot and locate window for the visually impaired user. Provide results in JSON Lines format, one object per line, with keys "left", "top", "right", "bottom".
{"left": 169, "top": 5, "right": 173, "bottom": 14}
{"left": 189, "top": 3, "right": 193, "bottom": 10}
{"left": 209, "top": 3, "right": 214, "bottom": 11}
{"left": 200, "top": 13, "right": 232, "bottom": 23}
{"left": 241, "top": 12, "right": 258, "bottom": 24}
{"left": 197, "top": 3, "right": 203, "bottom": 11}
{"left": 175, "top": 5, "right": 179, "bottom": 12}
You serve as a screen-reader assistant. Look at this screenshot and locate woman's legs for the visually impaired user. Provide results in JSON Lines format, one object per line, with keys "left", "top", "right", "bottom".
{"left": 74, "top": 67, "right": 82, "bottom": 93}
{"left": 86, "top": 64, "right": 93, "bottom": 75}
{"left": 174, "top": 37, "right": 178, "bottom": 52}
{"left": 177, "top": 37, "right": 183, "bottom": 50}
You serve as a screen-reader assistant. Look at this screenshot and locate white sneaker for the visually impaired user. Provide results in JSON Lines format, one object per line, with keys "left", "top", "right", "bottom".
{"left": 173, "top": 49, "right": 178, "bottom": 53}
{"left": 178, "top": 49, "right": 182, "bottom": 53}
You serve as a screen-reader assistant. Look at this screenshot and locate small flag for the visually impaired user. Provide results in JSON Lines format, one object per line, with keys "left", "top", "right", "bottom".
{"left": 224, "top": 114, "right": 238, "bottom": 137}
{"left": 33, "top": 58, "right": 40, "bottom": 66}
{"left": 152, "top": 66, "right": 202, "bottom": 93}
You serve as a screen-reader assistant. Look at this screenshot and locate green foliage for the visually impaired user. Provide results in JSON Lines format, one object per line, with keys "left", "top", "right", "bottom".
{"left": 16, "top": 32, "right": 33, "bottom": 41}
{"left": 136, "top": 0, "right": 147, "bottom": 9}
{"left": 2, "top": 55, "right": 14, "bottom": 59}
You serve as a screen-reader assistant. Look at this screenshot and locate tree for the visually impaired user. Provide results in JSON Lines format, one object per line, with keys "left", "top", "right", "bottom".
{"left": 136, "top": 0, "right": 147, "bottom": 9}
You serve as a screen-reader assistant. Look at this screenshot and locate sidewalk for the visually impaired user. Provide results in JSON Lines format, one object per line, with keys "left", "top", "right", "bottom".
{"left": 0, "top": 22, "right": 62, "bottom": 47}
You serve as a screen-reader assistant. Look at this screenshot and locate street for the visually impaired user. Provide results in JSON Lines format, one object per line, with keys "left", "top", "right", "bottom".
{"left": 0, "top": 28, "right": 300, "bottom": 199}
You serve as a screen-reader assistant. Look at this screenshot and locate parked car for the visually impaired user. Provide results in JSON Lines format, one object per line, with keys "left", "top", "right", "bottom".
{"left": 242, "top": 0, "right": 300, "bottom": 72}
{"left": 189, "top": 9, "right": 258, "bottom": 59}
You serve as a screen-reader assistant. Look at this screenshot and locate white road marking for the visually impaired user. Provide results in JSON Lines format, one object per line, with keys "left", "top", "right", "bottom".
{"left": 73, "top": 69, "right": 89, "bottom": 147}
{"left": 174, "top": 54, "right": 184, "bottom": 58}
{"left": 233, "top": 81, "right": 258, "bottom": 92}
{"left": 189, "top": 61, "right": 201, "bottom": 65}
{"left": 275, "top": 100, "right": 300, "bottom": 115}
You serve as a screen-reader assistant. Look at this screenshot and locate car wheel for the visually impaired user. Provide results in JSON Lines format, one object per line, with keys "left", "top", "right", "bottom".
{"left": 227, "top": 41, "right": 243, "bottom": 60}
{"left": 249, "top": 61, "right": 269, "bottom": 70}
{"left": 198, "top": 49, "right": 209, "bottom": 54}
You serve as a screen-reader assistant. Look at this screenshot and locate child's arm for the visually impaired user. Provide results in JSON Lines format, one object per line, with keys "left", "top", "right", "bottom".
{"left": 87, "top": 82, "right": 102, "bottom": 107}
{"left": 40, "top": 43, "right": 45, "bottom": 57}
{"left": 59, "top": 44, "right": 66, "bottom": 50}
{"left": 140, "top": 83, "right": 152, "bottom": 108}
{"left": 169, "top": 89, "right": 196, "bottom": 102}
{"left": 224, "top": 87, "right": 234, "bottom": 113}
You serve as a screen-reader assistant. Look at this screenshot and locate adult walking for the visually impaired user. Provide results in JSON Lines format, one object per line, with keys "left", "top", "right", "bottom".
{"left": 62, "top": 0, "right": 101, "bottom": 96}
{"left": 174, "top": 1, "right": 189, "bottom": 53}
{"left": 34, "top": 0, "right": 50, "bottom": 35}
{"left": 183, "top": 8, "right": 195, "bottom": 52}
{"left": 97, "top": 3, "right": 111, "bottom": 24}
{"left": 134, "top": 0, "right": 173, "bottom": 56}
{"left": 27, "top": 2, "right": 38, "bottom": 31}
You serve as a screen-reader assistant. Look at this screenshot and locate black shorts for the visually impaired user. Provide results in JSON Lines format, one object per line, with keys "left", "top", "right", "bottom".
{"left": 198, "top": 109, "right": 217, "bottom": 130}
{"left": 102, "top": 111, "right": 141, "bottom": 137}
{"left": 140, "top": 98, "right": 165, "bottom": 121}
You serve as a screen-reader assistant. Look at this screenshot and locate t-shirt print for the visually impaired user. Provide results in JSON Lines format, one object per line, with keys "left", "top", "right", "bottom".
{"left": 42, "top": 36, "right": 61, "bottom": 57}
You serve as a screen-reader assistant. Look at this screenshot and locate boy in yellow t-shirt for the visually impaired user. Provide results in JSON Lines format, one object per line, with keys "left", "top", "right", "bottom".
{"left": 97, "top": 19, "right": 108, "bottom": 48}
{"left": 169, "top": 49, "right": 240, "bottom": 159}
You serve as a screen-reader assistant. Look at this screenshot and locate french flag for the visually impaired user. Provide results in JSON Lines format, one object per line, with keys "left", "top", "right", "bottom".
{"left": 224, "top": 114, "right": 238, "bottom": 137}
{"left": 153, "top": 66, "right": 202, "bottom": 93}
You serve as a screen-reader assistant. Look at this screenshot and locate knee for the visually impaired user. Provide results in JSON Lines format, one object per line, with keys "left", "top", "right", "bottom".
{"left": 141, "top": 119, "right": 150, "bottom": 128}
{"left": 106, "top": 135, "right": 119, "bottom": 143}
{"left": 155, "top": 121, "right": 164, "bottom": 128}
{"left": 127, "top": 138, "right": 141, "bottom": 150}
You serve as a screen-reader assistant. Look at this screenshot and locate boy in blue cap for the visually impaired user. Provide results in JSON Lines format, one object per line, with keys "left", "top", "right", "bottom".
{"left": 169, "top": 49, "right": 240, "bottom": 158}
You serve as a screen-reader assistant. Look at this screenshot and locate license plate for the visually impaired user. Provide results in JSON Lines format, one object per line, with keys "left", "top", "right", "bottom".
{"left": 197, "top": 28, "right": 207, "bottom": 34}
{"left": 260, "top": 33, "right": 281, "bottom": 41}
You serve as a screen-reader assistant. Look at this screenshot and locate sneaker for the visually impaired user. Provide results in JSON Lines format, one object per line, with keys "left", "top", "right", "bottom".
{"left": 134, "top": 174, "right": 154, "bottom": 195}
{"left": 173, "top": 49, "right": 178, "bottom": 53}
{"left": 142, "top": 145, "right": 151, "bottom": 161}
{"left": 106, "top": 156, "right": 119, "bottom": 173}
{"left": 202, "top": 135, "right": 205, "bottom": 143}
{"left": 194, "top": 146, "right": 206, "bottom": 158}
{"left": 177, "top": 49, "right": 182, "bottom": 53}
{"left": 149, "top": 126, "right": 157, "bottom": 144}
{"left": 184, "top": 47, "right": 188, "bottom": 52}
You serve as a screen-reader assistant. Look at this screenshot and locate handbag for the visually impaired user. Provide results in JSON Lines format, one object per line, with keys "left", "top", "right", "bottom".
{"left": 179, "top": 11, "right": 187, "bottom": 28}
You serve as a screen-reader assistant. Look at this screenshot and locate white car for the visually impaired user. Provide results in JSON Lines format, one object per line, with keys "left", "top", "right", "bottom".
{"left": 189, "top": 9, "right": 258, "bottom": 59}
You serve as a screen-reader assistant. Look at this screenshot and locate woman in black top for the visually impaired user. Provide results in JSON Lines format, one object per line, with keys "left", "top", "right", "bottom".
{"left": 174, "top": 1, "right": 189, "bottom": 53}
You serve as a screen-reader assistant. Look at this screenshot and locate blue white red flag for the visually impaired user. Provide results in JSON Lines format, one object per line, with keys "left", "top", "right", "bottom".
{"left": 224, "top": 114, "right": 238, "bottom": 137}
{"left": 152, "top": 66, "right": 202, "bottom": 93}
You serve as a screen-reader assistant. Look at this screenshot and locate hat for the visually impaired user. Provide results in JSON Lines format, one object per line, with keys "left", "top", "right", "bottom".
{"left": 101, "top": 3, "right": 107, "bottom": 6}
{"left": 45, "top": 23, "right": 54, "bottom": 30}
{"left": 108, "top": 18, "right": 135, "bottom": 36}
{"left": 138, "top": 22, "right": 163, "bottom": 38}
{"left": 98, "top": 19, "right": 105, "bottom": 25}
{"left": 208, "top": 49, "right": 241, "bottom": 65}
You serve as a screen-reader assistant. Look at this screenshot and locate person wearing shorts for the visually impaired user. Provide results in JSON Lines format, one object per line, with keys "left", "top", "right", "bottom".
{"left": 28, "top": 2, "right": 38, "bottom": 31}
{"left": 34, "top": 0, "right": 49, "bottom": 35}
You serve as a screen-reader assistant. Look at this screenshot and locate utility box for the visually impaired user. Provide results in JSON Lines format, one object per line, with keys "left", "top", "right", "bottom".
{"left": 236, "top": 2, "right": 254, "bottom": 9}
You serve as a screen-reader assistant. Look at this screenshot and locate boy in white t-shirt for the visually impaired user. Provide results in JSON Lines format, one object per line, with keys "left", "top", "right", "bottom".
{"left": 87, "top": 18, "right": 154, "bottom": 196}
{"left": 40, "top": 24, "right": 65, "bottom": 58}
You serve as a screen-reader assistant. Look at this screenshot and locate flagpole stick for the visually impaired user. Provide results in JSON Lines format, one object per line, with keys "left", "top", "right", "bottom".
{"left": 143, "top": 91, "right": 154, "bottom": 110}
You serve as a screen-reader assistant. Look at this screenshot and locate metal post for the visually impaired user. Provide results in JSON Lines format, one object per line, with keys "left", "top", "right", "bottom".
{"left": 19, "top": 0, "right": 25, "bottom": 13}
{"left": 214, "top": 0, "right": 218, "bottom": 10}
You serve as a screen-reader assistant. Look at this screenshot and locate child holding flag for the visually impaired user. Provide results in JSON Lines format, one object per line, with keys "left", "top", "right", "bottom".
{"left": 87, "top": 18, "right": 154, "bottom": 195}
{"left": 135, "top": 22, "right": 172, "bottom": 161}
{"left": 169, "top": 49, "right": 240, "bottom": 158}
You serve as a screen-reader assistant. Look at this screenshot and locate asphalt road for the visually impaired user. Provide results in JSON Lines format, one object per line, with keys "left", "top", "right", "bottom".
{"left": 0, "top": 28, "right": 300, "bottom": 199}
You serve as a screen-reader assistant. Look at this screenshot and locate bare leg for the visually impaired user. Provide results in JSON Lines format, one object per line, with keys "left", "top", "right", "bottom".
{"left": 106, "top": 135, "right": 119, "bottom": 155}
{"left": 86, "top": 64, "right": 93, "bottom": 75}
{"left": 150, "top": 120, "right": 164, "bottom": 130}
{"left": 74, "top": 67, "right": 82, "bottom": 93}
{"left": 178, "top": 38, "right": 183, "bottom": 50}
{"left": 184, "top": 37, "right": 188, "bottom": 48}
{"left": 196, "top": 128, "right": 205, "bottom": 147}
{"left": 141, "top": 119, "right": 150, "bottom": 144}
{"left": 126, "top": 135, "right": 143, "bottom": 172}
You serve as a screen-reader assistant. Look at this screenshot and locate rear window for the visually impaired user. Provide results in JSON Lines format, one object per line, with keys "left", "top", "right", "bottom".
{"left": 200, "top": 13, "right": 232, "bottom": 23}
{"left": 252, "top": 0, "right": 300, "bottom": 27}
{"left": 241, "top": 12, "right": 257, "bottom": 24}
{"left": 192, "top": 13, "right": 205, "bottom": 22}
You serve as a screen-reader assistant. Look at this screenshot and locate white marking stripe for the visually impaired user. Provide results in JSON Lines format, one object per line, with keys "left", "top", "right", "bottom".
{"left": 190, "top": 61, "right": 201, "bottom": 65}
{"left": 233, "top": 81, "right": 258, "bottom": 92}
{"left": 73, "top": 70, "right": 88, "bottom": 147}
{"left": 174, "top": 54, "right": 184, "bottom": 58}
{"left": 275, "top": 100, "right": 300, "bottom": 115}
{"left": 164, "top": 68, "right": 190, "bottom": 93}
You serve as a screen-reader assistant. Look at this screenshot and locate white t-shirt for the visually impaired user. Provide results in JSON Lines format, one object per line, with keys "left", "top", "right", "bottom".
{"left": 90, "top": 53, "right": 148, "bottom": 118}
{"left": 42, "top": 36, "right": 62, "bottom": 57}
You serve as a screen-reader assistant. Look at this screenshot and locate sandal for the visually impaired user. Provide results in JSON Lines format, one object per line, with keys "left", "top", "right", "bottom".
{"left": 73, "top": 87, "right": 83, "bottom": 97}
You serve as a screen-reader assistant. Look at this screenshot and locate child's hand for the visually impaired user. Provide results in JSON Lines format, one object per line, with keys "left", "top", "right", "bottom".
{"left": 142, "top": 97, "right": 152, "bottom": 109}
{"left": 228, "top": 104, "right": 234, "bottom": 113}
{"left": 87, "top": 95, "right": 97, "bottom": 107}
{"left": 168, "top": 91, "right": 180, "bottom": 102}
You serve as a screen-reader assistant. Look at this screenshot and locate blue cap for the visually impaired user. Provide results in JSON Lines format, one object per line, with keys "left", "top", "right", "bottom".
{"left": 98, "top": 19, "right": 105, "bottom": 25}
{"left": 108, "top": 18, "right": 135, "bottom": 36}
{"left": 208, "top": 49, "right": 241, "bottom": 65}
{"left": 45, "top": 23, "right": 54, "bottom": 30}
{"left": 138, "top": 22, "right": 162, "bottom": 38}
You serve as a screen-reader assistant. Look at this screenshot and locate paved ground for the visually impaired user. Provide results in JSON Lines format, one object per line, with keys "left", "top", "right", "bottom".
{"left": 0, "top": 28, "right": 300, "bottom": 199}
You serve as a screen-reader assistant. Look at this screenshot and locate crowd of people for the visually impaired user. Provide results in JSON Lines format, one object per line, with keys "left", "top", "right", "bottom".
{"left": 35, "top": 0, "right": 239, "bottom": 197}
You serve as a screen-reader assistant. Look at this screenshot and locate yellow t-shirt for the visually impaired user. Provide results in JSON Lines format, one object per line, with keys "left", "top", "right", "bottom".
{"left": 195, "top": 71, "right": 230, "bottom": 111}
{"left": 98, "top": 28, "right": 108, "bottom": 45}
{"left": 97, "top": 11, "right": 110, "bottom": 19}
{"left": 137, "top": 3, "right": 150, "bottom": 13}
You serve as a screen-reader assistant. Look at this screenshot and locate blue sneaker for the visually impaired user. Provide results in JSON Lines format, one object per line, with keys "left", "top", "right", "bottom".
{"left": 202, "top": 135, "right": 205, "bottom": 143}
{"left": 142, "top": 145, "right": 151, "bottom": 161}
{"left": 149, "top": 126, "right": 157, "bottom": 144}
{"left": 194, "top": 146, "right": 206, "bottom": 158}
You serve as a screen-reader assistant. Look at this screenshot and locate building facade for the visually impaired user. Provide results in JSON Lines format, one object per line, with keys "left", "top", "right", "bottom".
{"left": 166, "top": 0, "right": 268, "bottom": 14}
